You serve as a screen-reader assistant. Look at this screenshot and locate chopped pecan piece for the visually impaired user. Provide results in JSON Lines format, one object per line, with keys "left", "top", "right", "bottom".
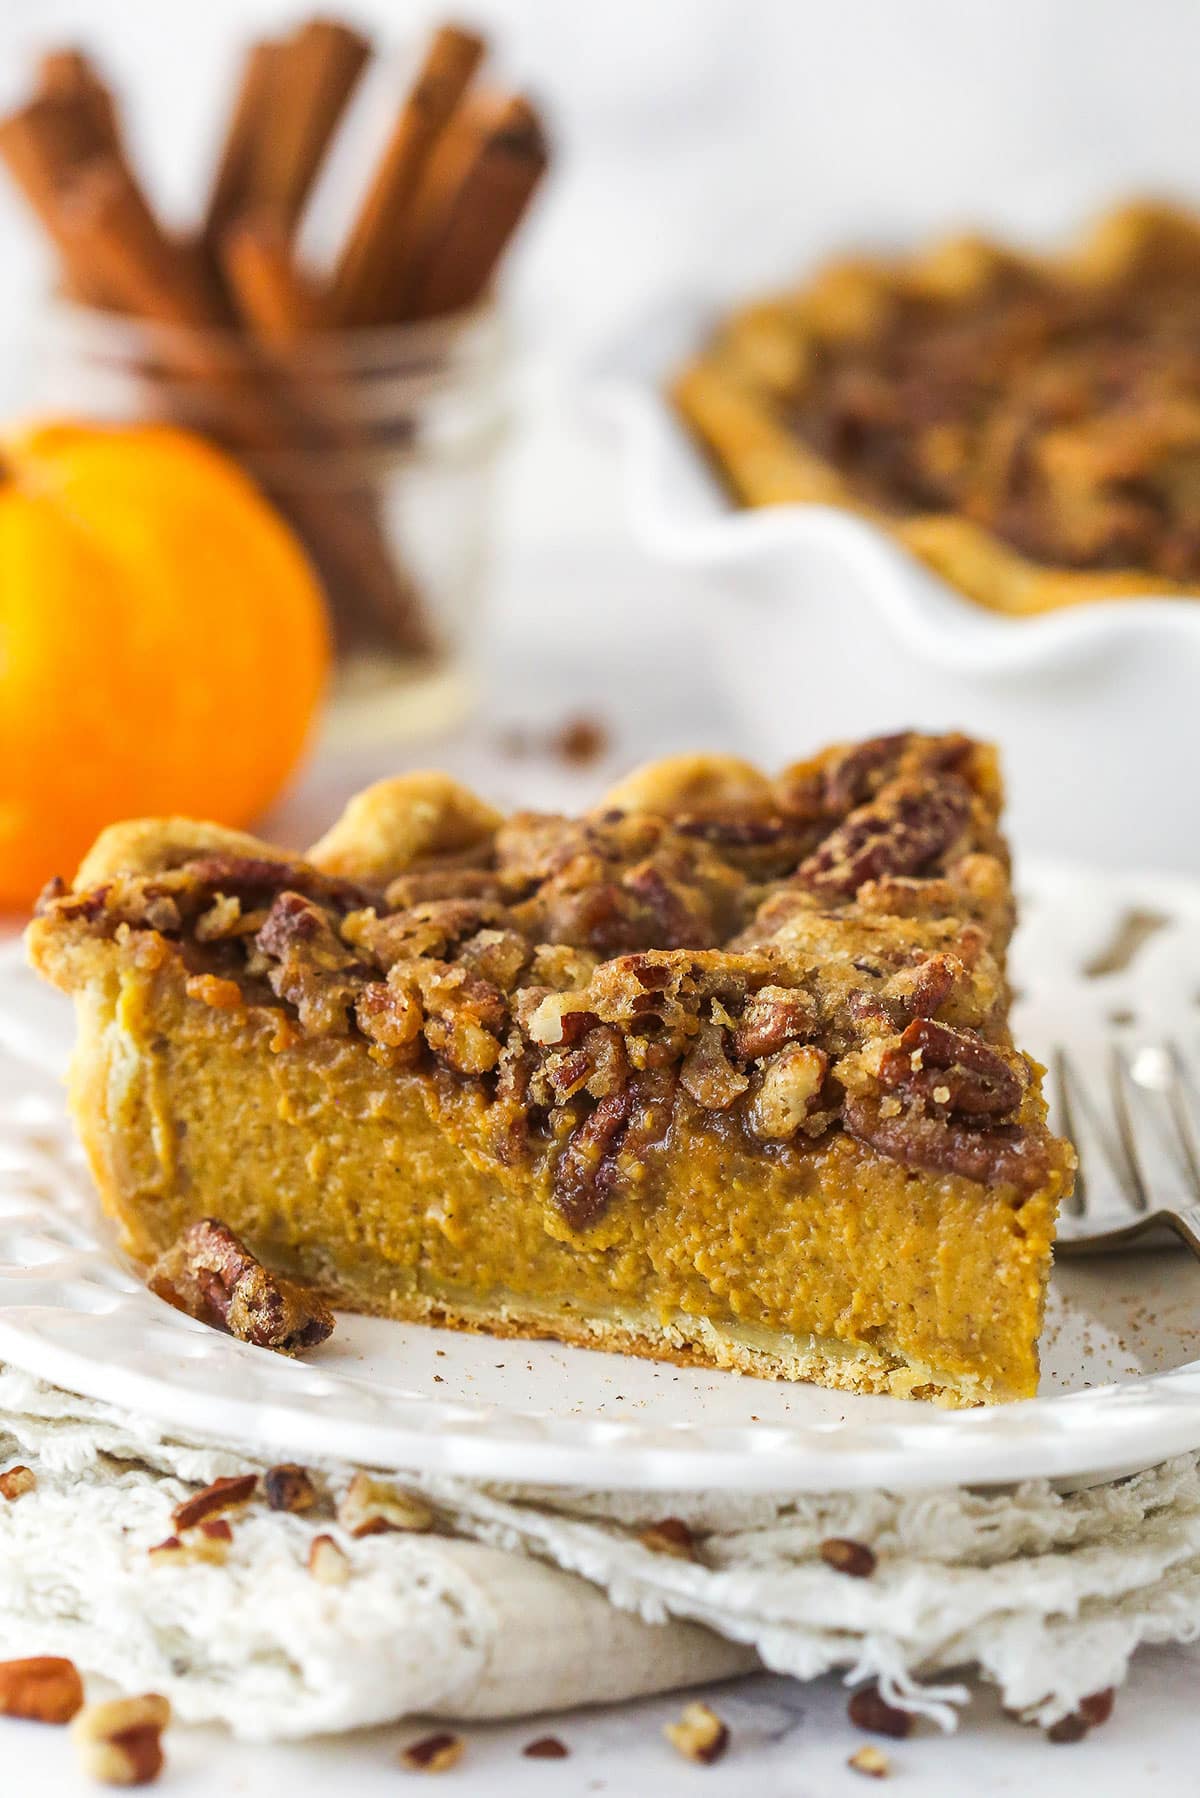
{"left": 71, "top": 1693, "right": 170, "bottom": 1786}
{"left": 308, "top": 1534, "right": 350, "bottom": 1584}
{"left": 848, "top": 1744, "right": 891, "bottom": 1777}
{"left": 664, "top": 1701, "right": 729, "bottom": 1764}
{"left": 400, "top": 1730, "right": 464, "bottom": 1773}
{"left": 819, "top": 1537, "right": 877, "bottom": 1577}
{"left": 748, "top": 1044, "right": 829, "bottom": 1139}
{"left": 0, "top": 1656, "right": 84, "bottom": 1724}
{"left": 877, "top": 1018, "right": 1024, "bottom": 1116}
{"left": 337, "top": 1471, "right": 434, "bottom": 1537}
{"left": 355, "top": 977, "right": 424, "bottom": 1056}
{"left": 1047, "top": 1688, "right": 1115, "bottom": 1742}
{"left": 731, "top": 984, "right": 816, "bottom": 1060}
{"left": 264, "top": 1463, "right": 317, "bottom": 1513}
{"left": 545, "top": 1023, "right": 629, "bottom": 1102}
{"left": 147, "top": 1218, "right": 334, "bottom": 1355}
{"left": 798, "top": 775, "right": 971, "bottom": 897}
{"left": 638, "top": 1517, "right": 698, "bottom": 1559}
{"left": 0, "top": 1464, "right": 36, "bottom": 1501}
{"left": 523, "top": 1734, "right": 569, "bottom": 1758}
{"left": 679, "top": 1021, "right": 749, "bottom": 1110}
{"left": 254, "top": 892, "right": 364, "bottom": 1035}
{"left": 172, "top": 1473, "right": 258, "bottom": 1532}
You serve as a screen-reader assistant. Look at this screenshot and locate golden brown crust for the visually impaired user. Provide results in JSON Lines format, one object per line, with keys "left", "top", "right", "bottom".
{"left": 674, "top": 200, "right": 1200, "bottom": 616}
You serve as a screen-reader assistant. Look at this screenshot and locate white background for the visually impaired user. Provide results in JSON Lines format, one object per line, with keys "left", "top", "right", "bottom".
{"left": 3, "top": 3, "right": 1200, "bottom": 1789}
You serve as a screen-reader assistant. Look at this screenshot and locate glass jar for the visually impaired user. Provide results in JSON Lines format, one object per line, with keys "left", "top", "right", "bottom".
{"left": 36, "top": 301, "right": 512, "bottom": 745}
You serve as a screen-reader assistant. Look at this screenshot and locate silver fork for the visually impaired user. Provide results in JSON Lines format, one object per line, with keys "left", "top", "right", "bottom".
{"left": 1052, "top": 1042, "right": 1200, "bottom": 1255}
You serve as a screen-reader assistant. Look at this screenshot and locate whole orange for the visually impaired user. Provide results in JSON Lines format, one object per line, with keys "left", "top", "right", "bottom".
{"left": 0, "top": 420, "right": 329, "bottom": 908}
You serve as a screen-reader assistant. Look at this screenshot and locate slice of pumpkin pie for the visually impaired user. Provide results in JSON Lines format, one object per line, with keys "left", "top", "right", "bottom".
{"left": 27, "top": 732, "right": 1073, "bottom": 1405}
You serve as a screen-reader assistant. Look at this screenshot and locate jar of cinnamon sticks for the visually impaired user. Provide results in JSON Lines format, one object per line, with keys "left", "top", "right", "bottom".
{"left": 2, "top": 20, "right": 549, "bottom": 742}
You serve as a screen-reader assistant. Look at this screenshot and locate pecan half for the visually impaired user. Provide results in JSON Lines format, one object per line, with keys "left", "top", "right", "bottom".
{"left": 0, "top": 1656, "right": 84, "bottom": 1724}
{"left": 823, "top": 733, "right": 912, "bottom": 814}
{"left": 798, "top": 775, "right": 971, "bottom": 897}
{"left": 551, "top": 1087, "right": 633, "bottom": 1229}
{"left": 147, "top": 1219, "right": 334, "bottom": 1355}
{"left": 844, "top": 1095, "right": 1048, "bottom": 1191}
{"left": 877, "top": 1018, "right": 1023, "bottom": 1116}
{"left": 847, "top": 1684, "right": 913, "bottom": 1739}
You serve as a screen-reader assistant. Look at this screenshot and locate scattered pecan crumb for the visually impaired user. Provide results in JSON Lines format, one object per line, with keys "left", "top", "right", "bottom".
{"left": 522, "top": 1734, "right": 569, "bottom": 1758}
{"left": 0, "top": 1655, "right": 84, "bottom": 1724}
{"left": 337, "top": 1471, "right": 434, "bottom": 1537}
{"left": 0, "top": 1464, "right": 36, "bottom": 1501}
{"left": 147, "top": 1218, "right": 334, "bottom": 1355}
{"left": 264, "top": 1463, "right": 317, "bottom": 1513}
{"left": 819, "top": 1537, "right": 877, "bottom": 1578}
{"left": 664, "top": 1700, "right": 729, "bottom": 1764}
{"left": 307, "top": 1533, "right": 350, "bottom": 1585}
{"left": 172, "top": 1473, "right": 257, "bottom": 1532}
{"left": 849, "top": 1743, "right": 891, "bottom": 1777}
{"left": 638, "top": 1517, "right": 698, "bottom": 1560}
{"left": 147, "top": 1529, "right": 229, "bottom": 1568}
{"left": 71, "top": 1692, "right": 170, "bottom": 1786}
{"left": 553, "top": 714, "right": 610, "bottom": 765}
{"left": 400, "top": 1730, "right": 464, "bottom": 1772}
{"left": 1047, "top": 1688, "right": 1115, "bottom": 1742}
{"left": 847, "top": 1684, "right": 913, "bottom": 1739}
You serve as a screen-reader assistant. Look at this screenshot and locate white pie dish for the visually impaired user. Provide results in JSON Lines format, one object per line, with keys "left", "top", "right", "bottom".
{"left": 595, "top": 307, "right": 1200, "bottom": 876}
{"left": 3, "top": 860, "right": 1200, "bottom": 1494}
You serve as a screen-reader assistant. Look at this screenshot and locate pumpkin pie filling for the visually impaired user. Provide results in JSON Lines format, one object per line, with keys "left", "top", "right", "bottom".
{"left": 27, "top": 732, "right": 1074, "bottom": 1405}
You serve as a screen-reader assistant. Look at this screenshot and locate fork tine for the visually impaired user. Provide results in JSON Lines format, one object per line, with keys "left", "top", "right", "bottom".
{"left": 1055, "top": 1045, "right": 1143, "bottom": 1220}
{"left": 1111, "top": 1043, "right": 1200, "bottom": 1209}
{"left": 1167, "top": 1044, "right": 1200, "bottom": 1193}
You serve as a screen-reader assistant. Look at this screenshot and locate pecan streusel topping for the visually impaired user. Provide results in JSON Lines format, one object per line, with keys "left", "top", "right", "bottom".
{"left": 38, "top": 733, "right": 1052, "bottom": 1222}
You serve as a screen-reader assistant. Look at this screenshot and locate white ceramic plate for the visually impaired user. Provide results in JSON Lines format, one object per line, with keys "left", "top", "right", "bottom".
{"left": 2, "top": 862, "right": 1200, "bottom": 1492}
{"left": 595, "top": 317, "right": 1200, "bottom": 875}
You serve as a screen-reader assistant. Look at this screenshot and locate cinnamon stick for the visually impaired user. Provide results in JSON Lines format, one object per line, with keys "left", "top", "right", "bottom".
{"left": 329, "top": 22, "right": 485, "bottom": 326}
{"left": 62, "top": 163, "right": 430, "bottom": 656}
{"left": 37, "top": 49, "right": 124, "bottom": 161}
{"left": 0, "top": 92, "right": 120, "bottom": 301}
{"left": 398, "top": 91, "right": 548, "bottom": 320}
{"left": 202, "top": 39, "right": 281, "bottom": 253}
{"left": 254, "top": 18, "right": 371, "bottom": 234}
{"left": 221, "top": 213, "right": 328, "bottom": 342}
